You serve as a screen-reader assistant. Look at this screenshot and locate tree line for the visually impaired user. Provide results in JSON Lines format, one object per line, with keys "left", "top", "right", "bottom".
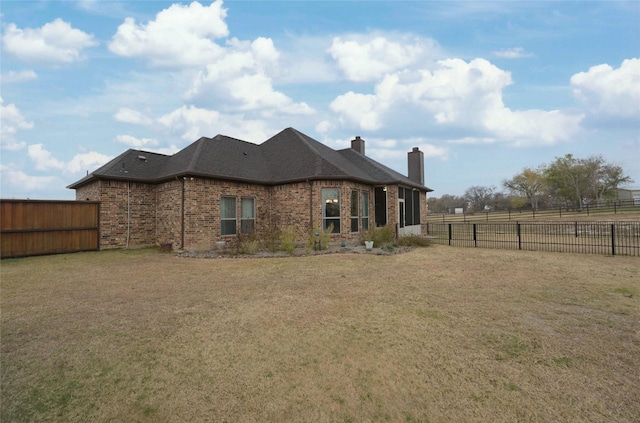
{"left": 427, "top": 154, "right": 633, "bottom": 213}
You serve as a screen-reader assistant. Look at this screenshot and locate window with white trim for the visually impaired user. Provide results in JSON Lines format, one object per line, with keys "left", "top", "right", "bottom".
{"left": 351, "top": 190, "right": 359, "bottom": 232}
{"left": 221, "top": 196, "right": 237, "bottom": 235}
{"left": 241, "top": 197, "right": 255, "bottom": 234}
{"left": 362, "top": 191, "right": 370, "bottom": 230}
{"left": 322, "top": 188, "right": 341, "bottom": 233}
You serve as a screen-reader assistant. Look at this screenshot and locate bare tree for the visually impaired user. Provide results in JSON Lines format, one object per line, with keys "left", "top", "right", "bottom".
{"left": 464, "top": 185, "right": 496, "bottom": 212}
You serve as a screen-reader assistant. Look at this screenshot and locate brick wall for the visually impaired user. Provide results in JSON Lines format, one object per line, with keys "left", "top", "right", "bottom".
{"left": 270, "top": 181, "right": 312, "bottom": 240}
{"left": 156, "top": 179, "right": 182, "bottom": 249}
{"left": 76, "top": 177, "right": 428, "bottom": 250}
{"left": 76, "top": 180, "right": 155, "bottom": 249}
{"left": 181, "top": 178, "right": 270, "bottom": 250}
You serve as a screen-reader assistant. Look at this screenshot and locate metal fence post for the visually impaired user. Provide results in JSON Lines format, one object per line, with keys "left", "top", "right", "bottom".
{"left": 611, "top": 224, "right": 616, "bottom": 256}
{"left": 517, "top": 222, "right": 521, "bottom": 250}
{"left": 448, "top": 223, "right": 452, "bottom": 246}
{"left": 473, "top": 223, "right": 477, "bottom": 247}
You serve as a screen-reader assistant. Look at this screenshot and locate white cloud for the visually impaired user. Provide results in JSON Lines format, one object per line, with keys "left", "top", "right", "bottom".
{"left": 330, "top": 58, "right": 583, "bottom": 146}
{"left": 2, "top": 19, "right": 98, "bottom": 65}
{"left": 114, "top": 108, "right": 153, "bottom": 126}
{"left": 330, "top": 91, "right": 384, "bottom": 131}
{"left": 157, "top": 104, "right": 272, "bottom": 143}
{"left": 27, "top": 144, "right": 111, "bottom": 174}
{"left": 115, "top": 134, "right": 159, "bottom": 148}
{"left": 0, "top": 164, "right": 58, "bottom": 193}
{"left": 421, "top": 144, "right": 449, "bottom": 160}
{"left": 185, "top": 37, "right": 314, "bottom": 116}
{"left": 108, "top": 2, "right": 312, "bottom": 119}
{"left": 108, "top": 0, "right": 228, "bottom": 67}
{"left": 28, "top": 144, "right": 66, "bottom": 171}
{"left": 157, "top": 105, "right": 221, "bottom": 141}
{"left": 484, "top": 108, "right": 583, "bottom": 146}
{"left": 275, "top": 35, "right": 341, "bottom": 84}
{"left": 316, "top": 120, "right": 333, "bottom": 134}
{"left": 571, "top": 58, "right": 640, "bottom": 119}
{"left": 328, "top": 35, "right": 437, "bottom": 82}
{"left": 1, "top": 70, "right": 38, "bottom": 84}
{"left": 66, "top": 151, "right": 112, "bottom": 173}
{"left": 148, "top": 145, "right": 181, "bottom": 156}
{"left": 448, "top": 137, "right": 498, "bottom": 145}
{"left": 493, "top": 47, "right": 533, "bottom": 59}
{"left": 1, "top": 98, "right": 33, "bottom": 151}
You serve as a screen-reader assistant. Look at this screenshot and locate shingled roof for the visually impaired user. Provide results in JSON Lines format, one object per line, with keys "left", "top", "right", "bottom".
{"left": 68, "top": 128, "right": 432, "bottom": 191}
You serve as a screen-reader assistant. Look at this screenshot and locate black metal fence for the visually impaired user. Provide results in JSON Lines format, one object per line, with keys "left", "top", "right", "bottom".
{"left": 425, "top": 221, "right": 640, "bottom": 257}
{"left": 429, "top": 199, "right": 639, "bottom": 223}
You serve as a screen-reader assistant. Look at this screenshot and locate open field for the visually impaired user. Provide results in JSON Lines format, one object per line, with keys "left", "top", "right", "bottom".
{"left": 1, "top": 246, "right": 639, "bottom": 422}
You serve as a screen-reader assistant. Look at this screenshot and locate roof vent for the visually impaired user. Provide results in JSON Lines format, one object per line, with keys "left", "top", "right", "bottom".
{"left": 137, "top": 155, "right": 147, "bottom": 161}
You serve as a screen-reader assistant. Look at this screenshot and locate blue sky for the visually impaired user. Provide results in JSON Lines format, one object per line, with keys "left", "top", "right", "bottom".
{"left": 1, "top": 0, "right": 639, "bottom": 200}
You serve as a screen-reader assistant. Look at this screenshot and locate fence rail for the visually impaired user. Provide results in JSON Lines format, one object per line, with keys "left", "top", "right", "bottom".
{"left": 425, "top": 221, "right": 640, "bottom": 257}
{"left": 1, "top": 199, "right": 100, "bottom": 258}
{"left": 429, "top": 199, "right": 639, "bottom": 223}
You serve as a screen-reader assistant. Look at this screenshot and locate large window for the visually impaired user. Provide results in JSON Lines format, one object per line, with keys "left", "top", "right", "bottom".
{"left": 351, "top": 190, "right": 359, "bottom": 232}
{"left": 322, "top": 188, "right": 341, "bottom": 233}
{"left": 241, "top": 197, "right": 255, "bottom": 234}
{"left": 398, "top": 187, "right": 421, "bottom": 226}
{"left": 362, "top": 191, "right": 370, "bottom": 230}
{"left": 221, "top": 196, "right": 237, "bottom": 235}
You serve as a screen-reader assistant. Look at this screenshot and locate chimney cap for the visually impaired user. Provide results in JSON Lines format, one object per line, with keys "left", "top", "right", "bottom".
{"left": 412, "top": 147, "right": 420, "bottom": 152}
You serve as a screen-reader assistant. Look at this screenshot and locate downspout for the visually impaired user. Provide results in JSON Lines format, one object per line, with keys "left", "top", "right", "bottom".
{"left": 181, "top": 177, "right": 185, "bottom": 250}
{"left": 308, "top": 179, "right": 313, "bottom": 232}
{"left": 126, "top": 181, "right": 131, "bottom": 249}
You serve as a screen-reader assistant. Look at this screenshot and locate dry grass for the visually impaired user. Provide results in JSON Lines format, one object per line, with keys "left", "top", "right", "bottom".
{"left": 1, "top": 246, "right": 639, "bottom": 422}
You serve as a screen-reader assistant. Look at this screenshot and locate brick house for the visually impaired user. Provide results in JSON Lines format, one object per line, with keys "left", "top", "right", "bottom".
{"left": 68, "top": 127, "right": 433, "bottom": 250}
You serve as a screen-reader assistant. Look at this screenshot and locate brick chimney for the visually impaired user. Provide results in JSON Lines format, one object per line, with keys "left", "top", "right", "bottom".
{"left": 351, "top": 136, "right": 365, "bottom": 155}
{"left": 408, "top": 147, "right": 424, "bottom": 185}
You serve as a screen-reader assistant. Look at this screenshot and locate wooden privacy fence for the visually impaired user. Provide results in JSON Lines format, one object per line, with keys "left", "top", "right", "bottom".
{"left": 1, "top": 200, "right": 100, "bottom": 258}
{"left": 425, "top": 221, "right": 640, "bottom": 257}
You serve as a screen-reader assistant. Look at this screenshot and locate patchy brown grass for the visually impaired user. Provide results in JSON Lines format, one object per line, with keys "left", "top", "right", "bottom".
{"left": 1, "top": 246, "right": 638, "bottom": 422}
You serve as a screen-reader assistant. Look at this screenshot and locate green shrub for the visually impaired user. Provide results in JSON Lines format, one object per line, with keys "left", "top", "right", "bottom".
{"left": 397, "top": 235, "right": 431, "bottom": 247}
{"left": 361, "top": 225, "right": 394, "bottom": 246}
{"left": 279, "top": 226, "right": 296, "bottom": 254}
{"left": 261, "top": 227, "right": 282, "bottom": 253}
{"left": 307, "top": 225, "right": 333, "bottom": 252}
{"left": 236, "top": 233, "right": 260, "bottom": 254}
